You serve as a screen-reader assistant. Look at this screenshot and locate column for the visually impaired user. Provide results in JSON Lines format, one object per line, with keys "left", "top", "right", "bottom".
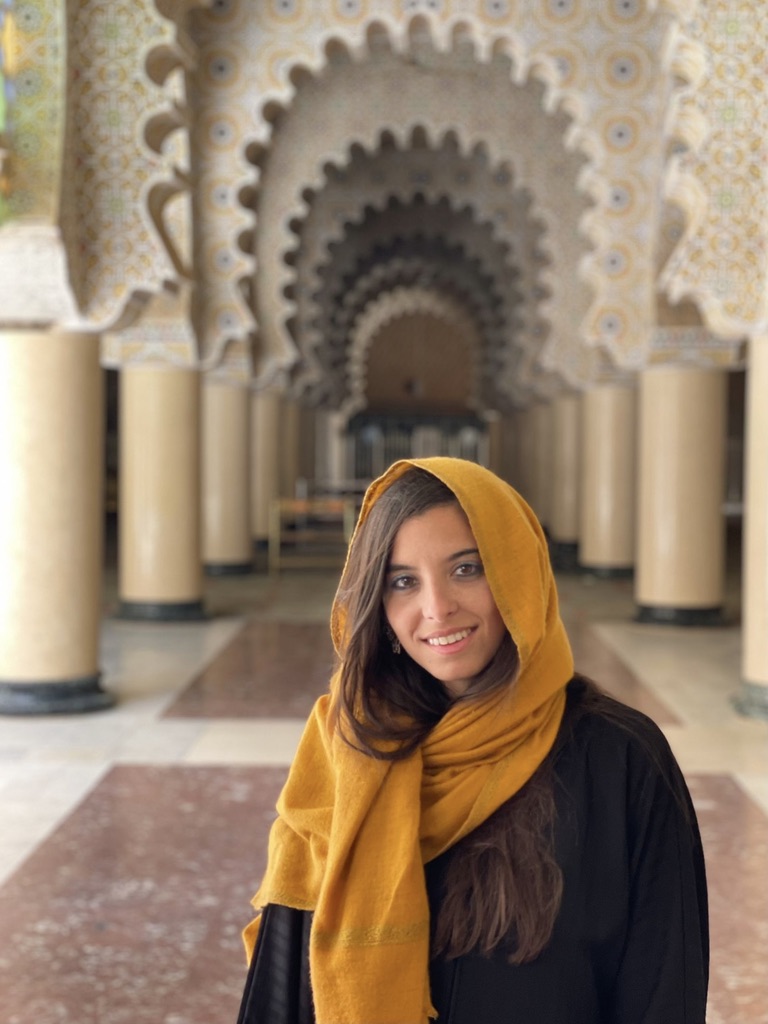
{"left": 516, "top": 405, "right": 538, "bottom": 511}
{"left": 279, "top": 395, "right": 301, "bottom": 500}
{"left": 251, "top": 388, "right": 281, "bottom": 545}
{"left": 0, "top": 330, "right": 112, "bottom": 714}
{"left": 484, "top": 411, "right": 502, "bottom": 474}
{"left": 201, "top": 378, "right": 252, "bottom": 575}
{"left": 737, "top": 338, "right": 768, "bottom": 716}
{"left": 636, "top": 366, "right": 726, "bottom": 625}
{"left": 550, "top": 392, "right": 581, "bottom": 571}
{"left": 119, "top": 364, "right": 204, "bottom": 619}
{"left": 579, "top": 383, "right": 637, "bottom": 575}
{"left": 531, "top": 401, "right": 554, "bottom": 529}
{"left": 326, "top": 410, "right": 349, "bottom": 487}
{"left": 497, "top": 411, "right": 520, "bottom": 487}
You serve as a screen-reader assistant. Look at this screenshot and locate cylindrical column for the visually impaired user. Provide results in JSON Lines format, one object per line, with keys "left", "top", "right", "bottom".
{"left": 531, "top": 402, "right": 554, "bottom": 529}
{"left": 279, "top": 396, "right": 301, "bottom": 500}
{"left": 202, "top": 379, "right": 252, "bottom": 575}
{"left": 251, "top": 389, "right": 281, "bottom": 543}
{"left": 0, "top": 330, "right": 112, "bottom": 714}
{"left": 119, "top": 364, "right": 204, "bottom": 620}
{"left": 485, "top": 411, "right": 502, "bottom": 476}
{"left": 738, "top": 339, "right": 768, "bottom": 716}
{"left": 579, "top": 383, "right": 637, "bottom": 575}
{"left": 516, "top": 405, "right": 538, "bottom": 512}
{"left": 497, "top": 412, "right": 520, "bottom": 487}
{"left": 550, "top": 392, "right": 581, "bottom": 571}
{"left": 326, "top": 410, "right": 348, "bottom": 487}
{"left": 636, "top": 366, "right": 727, "bottom": 624}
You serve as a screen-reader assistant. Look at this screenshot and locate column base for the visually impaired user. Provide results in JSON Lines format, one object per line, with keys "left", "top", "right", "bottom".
{"left": 117, "top": 600, "right": 207, "bottom": 622}
{"left": 204, "top": 561, "right": 254, "bottom": 577}
{"left": 732, "top": 681, "right": 768, "bottom": 720}
{"left": 0, "top": 675, "right": 114, "bottom": 715}
{"left": 635, "top": 604, "right": 724, "bottom": 627}
{"left": 579, "top": 565, "right": 634, "bottom": 580}
{"left": 549, "top": 541, "right": 579, "bottom": 573}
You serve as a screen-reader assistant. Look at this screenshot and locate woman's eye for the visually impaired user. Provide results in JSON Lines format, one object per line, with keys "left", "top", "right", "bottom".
{"left": 389, "top": 574, "right": 416, "bottom": 591}
{"left": 454, "top": 561, "right": 483, "bottom": 578}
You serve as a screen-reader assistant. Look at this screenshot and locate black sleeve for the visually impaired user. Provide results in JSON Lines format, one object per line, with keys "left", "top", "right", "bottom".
{"left": 607, "top": 731, "right": 709, "bottom": 1023}
{"left": 236, "top": 904, "right": 316, "bottom": 1024}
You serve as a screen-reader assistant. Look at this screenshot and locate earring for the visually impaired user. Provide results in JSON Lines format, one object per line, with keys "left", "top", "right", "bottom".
{"left": 385, "top": 624, "right": 401, "bottom": 655}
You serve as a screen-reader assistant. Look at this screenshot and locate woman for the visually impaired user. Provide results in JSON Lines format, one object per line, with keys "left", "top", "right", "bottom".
{"left": 237, "top": 457, "right": 709, "bottom": 1024}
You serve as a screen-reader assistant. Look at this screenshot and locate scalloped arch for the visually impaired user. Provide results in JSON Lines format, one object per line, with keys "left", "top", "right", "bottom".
{"left": 343, "top": 284, "right": 483, "bottom": 418}
{"left": 282, "top": 132, "right": 545, "bottom": 396}
{"left": 191, "top": 14, "right": 600, "bottom": 385}
{"left": 189, "top": 3, "right": 693, "bottom": 385}
{"left": 300, "top": 198, "right": 522, "bottom": 407}
{"left": 251, "top": 52, "right": 590, "bottom": 388}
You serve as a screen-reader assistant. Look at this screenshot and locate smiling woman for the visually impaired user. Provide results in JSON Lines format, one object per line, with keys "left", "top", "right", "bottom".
{"left": 236, "top": 458, "right": 709, "bottom": 1024}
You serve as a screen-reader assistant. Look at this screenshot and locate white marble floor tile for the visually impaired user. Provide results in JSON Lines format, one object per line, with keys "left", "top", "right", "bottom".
{"left": 183, "top": 720, "right": 306, "bottom": 765}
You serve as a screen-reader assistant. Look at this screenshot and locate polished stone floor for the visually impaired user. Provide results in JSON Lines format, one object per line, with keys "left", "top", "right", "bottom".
{"left": 0, "top": 562, "right": 766, "bottom": 1023}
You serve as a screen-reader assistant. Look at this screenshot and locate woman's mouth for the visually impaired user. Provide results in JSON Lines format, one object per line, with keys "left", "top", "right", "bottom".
{"left": 425, "top": 628, "right": 473, "bottom": 647}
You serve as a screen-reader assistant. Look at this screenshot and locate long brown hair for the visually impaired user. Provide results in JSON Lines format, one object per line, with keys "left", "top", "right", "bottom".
{"left": 332, "top": 466, "right": 519, "bottom": 758}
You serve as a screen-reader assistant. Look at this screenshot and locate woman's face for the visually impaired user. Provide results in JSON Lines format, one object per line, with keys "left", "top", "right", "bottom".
{"left": 382, "top": 503, "right": 507, "bottom": 698}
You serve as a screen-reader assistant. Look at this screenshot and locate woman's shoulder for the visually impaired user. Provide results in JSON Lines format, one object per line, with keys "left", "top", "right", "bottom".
{"left": 556, "top": 675, "right": 683, "bottom": 787}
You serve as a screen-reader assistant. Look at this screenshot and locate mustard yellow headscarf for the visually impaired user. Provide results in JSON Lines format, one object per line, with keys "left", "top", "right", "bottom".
{"left": 245, "top": 458, "right": 574, "bottom": 1024}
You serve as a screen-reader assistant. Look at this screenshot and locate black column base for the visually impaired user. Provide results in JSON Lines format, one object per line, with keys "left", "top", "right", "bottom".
{"left": 579, "top": 565, "right": 634, "bottom": 580}
{"left": 204, "top": 561, "right": 254, "bottom": 577}
{"left": 549, "top": 541, "right": 579, "bottom": 573}
{"left": 0, "top": 675, "right": 114, "bottom": 715}
{"left": 117, "top": 600, "right": 207, "bottom": 622}
{"left": 635, "top": 604, "right": 724, "bottom": 627}
{"left": 732, "top": 681, "right": 768, "bottom": 720}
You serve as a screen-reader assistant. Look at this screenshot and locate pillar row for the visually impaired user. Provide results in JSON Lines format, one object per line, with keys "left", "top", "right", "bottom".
{"left": 0, "top": 330, "right": 112, "bottom": 714}
{"left": 202, "top": 379, "right": 252, "bottom": 574}
{"left": 636, "top": 366, "right": 727, "bottom": 625}
{"left": 119, "top": 364, "right": 204, "bottom": 620}
{"left": 579, "top": 383, "right": 637, "bottom": 575}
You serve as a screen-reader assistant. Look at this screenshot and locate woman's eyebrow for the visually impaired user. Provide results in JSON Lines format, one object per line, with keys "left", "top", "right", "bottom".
{"left": 387, "top": 547, "right": 480, "bottom": 572}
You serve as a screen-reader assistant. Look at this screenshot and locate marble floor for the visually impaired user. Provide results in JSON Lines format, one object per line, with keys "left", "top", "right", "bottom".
{"left": 0, "top": 559, "right": 766, "bottom": 1024}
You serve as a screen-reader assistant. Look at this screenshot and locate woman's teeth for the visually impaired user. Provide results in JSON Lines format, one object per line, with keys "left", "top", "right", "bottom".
{"left": 427, "top": 629, "right": 471, "bottom": 647}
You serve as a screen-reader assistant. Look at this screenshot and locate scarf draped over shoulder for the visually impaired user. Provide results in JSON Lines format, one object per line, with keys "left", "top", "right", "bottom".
{"left": 244, "top": 457, "right": 574, "bottom": 1024}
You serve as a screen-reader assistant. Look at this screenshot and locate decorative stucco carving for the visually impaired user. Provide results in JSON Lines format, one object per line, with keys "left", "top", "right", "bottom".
{"left": 191, "top": 2, "right": 680, "bottom": 390}
{"left": 660, "top": 1, "right": 768, "bottom": 339}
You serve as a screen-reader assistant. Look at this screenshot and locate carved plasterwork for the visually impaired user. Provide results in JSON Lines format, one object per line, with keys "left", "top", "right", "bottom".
{"left": 650, "top": 326, "right": 745, "bottom": 367}
{"left": 64, "top": 0, "right": 205, "bottom": 333}
{"left": 287, "top": 133, "right": 546, "bottom": 406}
{"left": 1, "top": 0, "right": 210, "bottom": 350}
{"left": 660, "top": 1, "right": 768, "bottom": 338}
{"left": 305, "top": 197, "right": 518, "bottom": 406}
{"left": 252, "top": 48, "right": 594, "bottom": 391}
{"left": 191, "top": 1, "right": 676, "bottom": 389}
{"left": 0, "top": 0, "right": 65, "bottom": 224}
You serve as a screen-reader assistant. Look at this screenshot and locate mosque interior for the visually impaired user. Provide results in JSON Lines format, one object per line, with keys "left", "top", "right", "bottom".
{"left": 1, "top": 1, "right": 768, "bottom": 1022}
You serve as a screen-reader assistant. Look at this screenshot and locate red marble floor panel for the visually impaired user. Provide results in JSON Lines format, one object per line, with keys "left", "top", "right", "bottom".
{"left": 0, "top": 767, "right": 766, "bottom": 1023}
{"left": 0, "top": 765, "right": 286, "bottom": 1024}
{"left": 688, "top": 775, "right": 768, "bottom": 1024}
{"left": 164, "top": 621, "right": 336, "bottom": 719}
{"left": 165, "top": 615, "right": 679, "bottom": 728}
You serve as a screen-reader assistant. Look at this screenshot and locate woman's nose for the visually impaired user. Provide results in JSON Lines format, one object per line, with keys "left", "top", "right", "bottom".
{"left": 422, "top": 579, "right": 458, "bottom": 620}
